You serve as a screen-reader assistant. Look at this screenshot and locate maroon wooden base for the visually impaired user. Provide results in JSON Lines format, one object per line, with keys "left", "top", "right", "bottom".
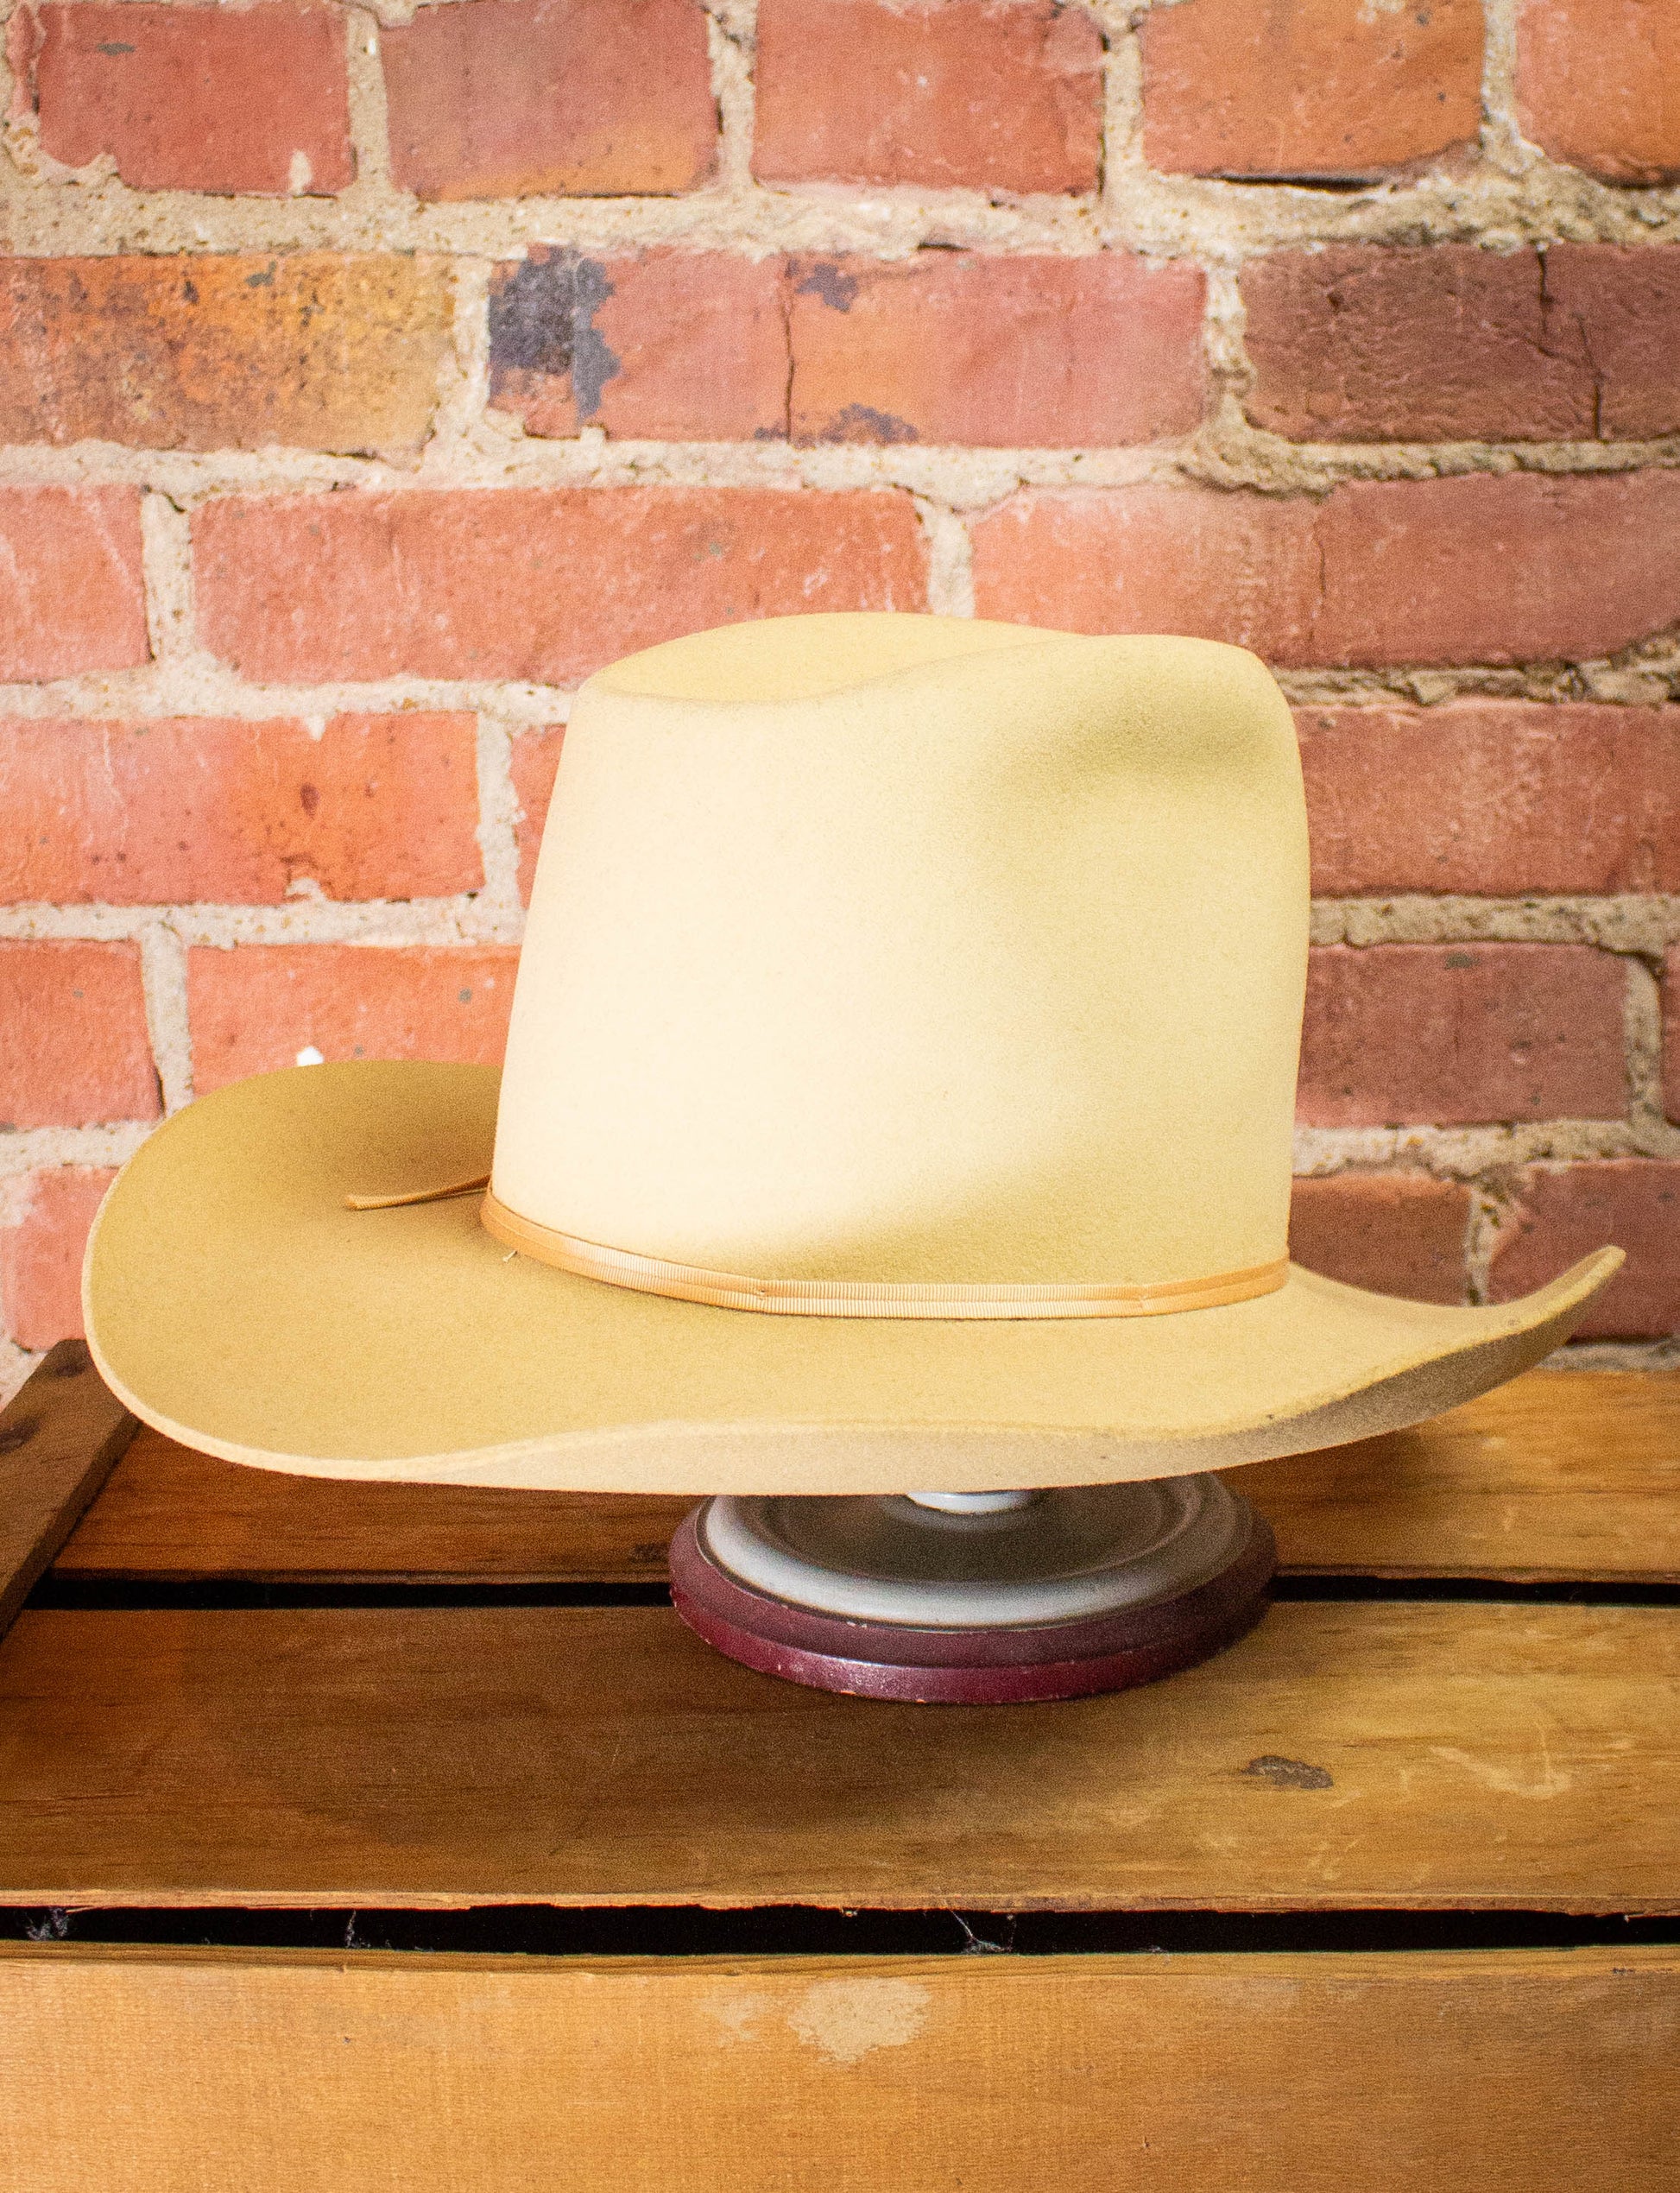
{"left": 668, "top": 1501, "right": 1276, "bottom": 1703}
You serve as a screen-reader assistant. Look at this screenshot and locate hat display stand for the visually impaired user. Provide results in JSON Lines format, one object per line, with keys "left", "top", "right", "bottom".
{"left": 669, "top": 1473, "right": 1275, "bottom": 1703}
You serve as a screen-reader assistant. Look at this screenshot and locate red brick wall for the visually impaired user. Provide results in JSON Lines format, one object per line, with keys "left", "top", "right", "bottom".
{"left": 2, "top": 0, "right": 1678, "bottom": 1385}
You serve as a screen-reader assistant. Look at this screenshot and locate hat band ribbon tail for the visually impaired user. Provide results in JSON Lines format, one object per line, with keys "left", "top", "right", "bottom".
{"left": 478, "top": 1190, "right": 1290, "bottom": 1320}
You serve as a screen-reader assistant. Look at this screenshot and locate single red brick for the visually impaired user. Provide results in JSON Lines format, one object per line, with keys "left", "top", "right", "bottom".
{"left": 787, "top": 251, "right": 1207, "bottom": 447}
{"left": 0, "top": 255, "right": 451, "bottom": 457}
{"left": 510, "top": 728, "right": 565, "bottom": 907}
{"left": 187, "top": 946, "right": 521, "bottom": 1092}
{"left": 1243, "top": 245, "right": 1680, "bottom": 443}
{"left": 193, "top": 489, "right": 929, "bottom": 685}
{"left": 489, "top": 250, "right": 788, "bottom": 441}
{"left": 17, "top": 2, "right": 352, "bottom": 195}
{"left": 0, "top": 487, "right": 148, "bottom": 682}
{"left": 0, "top": 1166, "right": 114, "bottom": 1349}
{"left": 971, "top": 471, "right": 1680, "bottom": 667}
{"left": 1490, "top": 1161, "right": 1680, "bottom": 1338}
{"left": 1298, "top": 945, "right": 1626, "bottom": 1128}
{"left": 0, "top": 942, "right": 158, "bottom": 1128}
{"left": 1242, "top": 246, "right": 1588, "bottom": 442}
{"left": 1310, "top": 471, "right": 1680, "bottom": 666}
{"left": 1140, "top": 0, "right": 1484, "bottom": 179}
{"left": 0, "top": 715, "right": 482, "bottom": 907}
{"left": 970, "top": 485, "right": 1324, "bottom": 659}
{"left": 382, "top": 0, "right": 716, "bottom": 200}
{"left": 1515, "top": 0, "right": 1680, "bottom": 186}
{"left": 1289, "top": 1172, "right": 1471, "bottom": 1304}
{"left": 1541, "top": 249, "right": 1680, "bottom": 440}
{"left": 1299, "top": 702, "right": 1680, "bottom": 897}
{"left": 754, "top": 0, "right": 1102, "bottom": 193}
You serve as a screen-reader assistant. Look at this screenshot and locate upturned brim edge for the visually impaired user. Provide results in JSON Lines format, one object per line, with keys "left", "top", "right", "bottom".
{"left": 84, "top": 1061, "right": 1624, "bottom": 1495}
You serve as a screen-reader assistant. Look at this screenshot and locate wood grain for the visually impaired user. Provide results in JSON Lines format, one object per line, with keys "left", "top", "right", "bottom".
{"left": 0, "top": 1943, "right": 1673, "bottom": 2193}
{"left": 54, "top": 1420, "right": 690, "bottom": 1582}
{"left": 0, "top": 1343, "right": 136, "bottom": 1640}
{"left": 51, "top": 1369, "right": 1680, "bottom": 1584}
{"left": 2, "top": 1600, "right": 1676, "bottom": 1912}
{"left": 1250, "top": 1369, "right": 1680, "bottom": 1580}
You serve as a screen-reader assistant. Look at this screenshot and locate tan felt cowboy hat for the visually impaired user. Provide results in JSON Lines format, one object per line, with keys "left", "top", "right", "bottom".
{"left": 84, "top": 614, "right": 1619, "bottom": 1493}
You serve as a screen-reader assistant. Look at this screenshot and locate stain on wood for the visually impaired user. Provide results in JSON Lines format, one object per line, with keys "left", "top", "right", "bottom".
{"left": 1241, "top": 1754, "right": 1335, "bottom": 1790}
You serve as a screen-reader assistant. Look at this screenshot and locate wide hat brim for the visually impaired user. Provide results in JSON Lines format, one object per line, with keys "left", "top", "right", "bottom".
{"left": 85, "top": 1061, "right": 1622, "bottom": 1495}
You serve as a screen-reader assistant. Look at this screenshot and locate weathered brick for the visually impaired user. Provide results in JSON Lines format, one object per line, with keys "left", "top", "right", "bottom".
{"left": 0, "top": 487, "right": 148, "bottom": 683}
{"left": 1515, "top": 0, "right": 1680, "bottom": 186}
{"left": 1243, "top": 245, "right": 1680, "bottom": 444}
{"left": 0, "top": 255, "right": 450, "bottom": 457}
{"left": 1243, "top": 245, "right": 1552, "bottom": 442}
{"left": 510, "top": 727, "right": 565, "bottom": 907}
{"left": 15, "top": 1, "right": 352, "bottom": 195}
{"left": 489, "top": 250, "right": 788, "bottom": 441}
{"left": 0, "top": 941, "right": 158, "bottom": 1128}
{"left": 0, "top": 715, "right": 482, "bottom": 906}
{"left": 1490, "top": 1162, "right": 1680, "bottom": 1339}
{"left": 0, "top": 1166, "right": 113, "bottom": 1350}
{"left": 1288, "top": 1172, "right": 1471, "bottom": 1304}
{"left": 1140, "top": 0, "right": 1485, "bottom": 179}
{"left": 1298, "top": 945, "right": 1626, "bottom": 1128}
{"left": 193, "top": 489, "right": 930, "bottom": 685}
{"left": 489, "top": 248, "right": 1207, "bottom": 447}
{"left": 382, "top": 0, "right": 716, "bottom": 200}
{"left": 787, "top": 252, "right": 1207, "bottom": 447}
{"left": 1299, "top": 702, "right": 1680, "bottom": 897}
{"left": 754, "top": 0, "right": 1102, "bottom": 193}
{"left": 188, "top": 945, "right": 520, "bottom": 1091}
{"left": 970, "top": 471, "right": 1680, "bottom": 667}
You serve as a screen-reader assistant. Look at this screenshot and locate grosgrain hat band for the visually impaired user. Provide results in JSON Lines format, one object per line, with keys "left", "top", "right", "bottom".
{"left": 478, "top": 1188, "right": 1289, "bottom": 1320}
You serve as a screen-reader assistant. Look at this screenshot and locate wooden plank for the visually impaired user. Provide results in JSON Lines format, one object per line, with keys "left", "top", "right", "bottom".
{"left": 1, "top": 1600, "right": 1675, "bottom": 1911}
{"left": 55, "top": 1422, "right": 687, "bottom": 1583}
{"left": 1251, "top": 1369, "right": 1680, "bottom": 1581}
{"left": 52, "top": 1369, "right": 1680, "bottom": 1584}
{"left": 0, "top": 1943, "right": 1673, "bottom": 2193}
{"left": 0, "top": 1343, "right": 136, "bottom": 1639}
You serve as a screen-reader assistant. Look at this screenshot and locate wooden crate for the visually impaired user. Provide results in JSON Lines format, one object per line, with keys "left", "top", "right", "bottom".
{"left": 2, "top": 1343, "right": 1677, "bottom": 2191}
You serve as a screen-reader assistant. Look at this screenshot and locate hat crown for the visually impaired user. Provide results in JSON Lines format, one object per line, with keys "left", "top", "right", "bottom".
{"left": 492, "top": 614, "right": 1309, "bottom": 1290}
